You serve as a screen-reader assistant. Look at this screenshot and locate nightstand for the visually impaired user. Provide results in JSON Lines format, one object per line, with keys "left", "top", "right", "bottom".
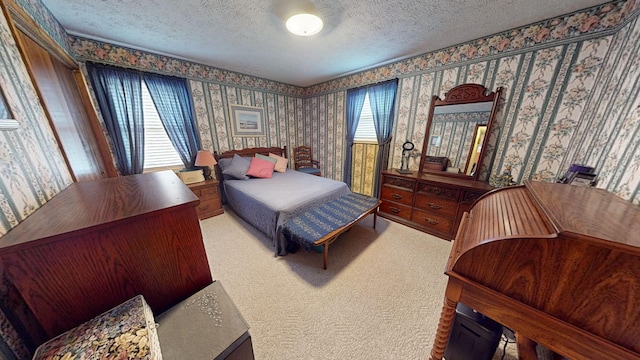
{"left": 188, "top": 179, "right": 223, "bottom": 219}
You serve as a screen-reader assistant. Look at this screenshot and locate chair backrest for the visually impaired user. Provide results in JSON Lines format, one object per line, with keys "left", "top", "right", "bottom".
{"left": 293, "top": 146, "right": 315, "bottom": 169}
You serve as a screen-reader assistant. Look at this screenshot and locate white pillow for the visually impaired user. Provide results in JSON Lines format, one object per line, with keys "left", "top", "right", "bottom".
{"left": 269, "top": 153, "right": 288, "bottom": 173}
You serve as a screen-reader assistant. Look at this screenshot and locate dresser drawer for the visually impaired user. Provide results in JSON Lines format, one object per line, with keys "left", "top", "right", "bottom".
{"left": 382, "top": 175, "right": 415, "bottom": 191}
{"left": 380, "top": 200, "right": 412, "bottom": 220}
{"left": 196, "top": 198, "right": 222, "bottom": 218}
{"left": 381, "top": 186, "right": 413, "bottom": 206}
{"left": 414, "top": 193, "right": 458, "bottom": 217}
{"left": 416, "top": 182, "right": 460, "bottom": 201}
{"left": 193, "top": 186, "right": 219, "bottom": 200}
{"left": 412, "top": 208, "right": 453, "bottom": 235}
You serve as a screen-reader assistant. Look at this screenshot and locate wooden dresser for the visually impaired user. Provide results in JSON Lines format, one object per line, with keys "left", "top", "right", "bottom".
{"left": 379, "top": 169, "right": 493, "bottom": 240}
{"left": 0, "top": 171, "right": 213, "bottom": 350}
{"left": 188, "top": 179, "right": 224, "bottom": 219}
{"left": 430, "top": 181, "right": 640, "bottom": 360}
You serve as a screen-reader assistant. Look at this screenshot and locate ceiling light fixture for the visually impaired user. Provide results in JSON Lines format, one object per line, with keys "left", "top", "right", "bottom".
{"left": 286, "top": 13, "right": 323, "bottom": 36}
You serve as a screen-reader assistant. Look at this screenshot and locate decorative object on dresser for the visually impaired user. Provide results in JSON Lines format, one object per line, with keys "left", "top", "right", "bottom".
{"left": 429, "top": 181, "right": 640, "bottom": 360}
{"left": 0, "top": 171, "right": 213, "bottom": 353}
{"left": 195, "top": 149, "right": 217, "bottom": 180}
{"left": 398, "top": 141, "right": 415, "bottom": 174}
{"left": 188, "top": 178, "right": 224, "bottom": 220}
{"left": 488, "top": 165, "right": 517, "bottom": 188}
{"left": 177, "top": 168, "right": 205, "bottom": 184}
{"left": 379, "top": 83, "right": 502, "bottom": 240}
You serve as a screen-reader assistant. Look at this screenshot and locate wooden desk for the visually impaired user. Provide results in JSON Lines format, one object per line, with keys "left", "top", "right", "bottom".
{"left": 430, "top": 181, "right": 640, "bottom": 360}
{"left": 0, "top": 171, "right": 212, "bottom": 349}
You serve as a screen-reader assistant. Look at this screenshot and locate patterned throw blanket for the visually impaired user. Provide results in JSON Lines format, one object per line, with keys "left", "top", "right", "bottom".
{"left": 281, "top": 192, "right": 380, "bottom": 252}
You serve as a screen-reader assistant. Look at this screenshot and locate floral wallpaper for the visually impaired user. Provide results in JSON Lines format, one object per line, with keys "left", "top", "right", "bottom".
{"left": 307, "top": 7, "right": 640, "bottom": 204}
{"left": 0, "top": 0, "right": 638, "bottom": 242}
{"left": 307, "top": 0, "right": 639, "bottom": 95}
{"left": 188, "top": 80, "right": 304, "bottom": 163}
{"left": 0, "top": 1, "right": 639, "bottom": 357}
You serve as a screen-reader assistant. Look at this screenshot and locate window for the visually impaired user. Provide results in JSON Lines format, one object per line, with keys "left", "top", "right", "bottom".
{"left": 141, "top": 82, "right": 184, "bottom": 171}
{"left": 353, "top": 93, "right": 377, "bottom": 143}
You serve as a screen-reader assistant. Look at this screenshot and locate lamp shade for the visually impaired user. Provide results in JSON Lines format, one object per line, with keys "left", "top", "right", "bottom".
{"left": 286, "top": 13, "right": 323, "bottom": 36}
{"left": 194, "top": 150, "right": 216, "bottom": 167}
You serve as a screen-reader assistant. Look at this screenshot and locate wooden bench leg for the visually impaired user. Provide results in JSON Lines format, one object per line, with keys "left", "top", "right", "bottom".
{"left": 322, "top": 243, "right": 329, "bottom": 270}
{"left": 373, "top": 211, "right": 378, "bottom": 229}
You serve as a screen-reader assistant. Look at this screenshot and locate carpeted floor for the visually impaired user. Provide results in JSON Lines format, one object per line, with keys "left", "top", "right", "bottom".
{"left": 199, "top": 207, "right": 518, "bottom": 360}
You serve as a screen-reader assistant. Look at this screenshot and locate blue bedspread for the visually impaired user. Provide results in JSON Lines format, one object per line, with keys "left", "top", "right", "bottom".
{"left": 281, "top": 192, "right": 380, "bottom": 252}
{"left": 224, "top": 170, "right": 350, "bottom": 255}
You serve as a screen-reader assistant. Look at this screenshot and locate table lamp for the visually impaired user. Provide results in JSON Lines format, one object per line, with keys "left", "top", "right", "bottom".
{"left": 194, "top": 150, "right": 217, "bottom": 180}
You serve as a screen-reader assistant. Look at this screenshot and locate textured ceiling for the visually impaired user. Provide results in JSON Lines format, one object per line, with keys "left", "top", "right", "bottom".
{"left": 40, "top": 0, "right": 609, "bottom": 87}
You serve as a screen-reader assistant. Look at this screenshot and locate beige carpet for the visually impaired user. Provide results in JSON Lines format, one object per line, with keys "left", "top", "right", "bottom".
{"left": 199, "top": 208, "right": 518, "bottom": 360}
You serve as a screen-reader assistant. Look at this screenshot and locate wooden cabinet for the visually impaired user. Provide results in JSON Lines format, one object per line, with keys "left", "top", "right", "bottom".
{"left": 0, "top": 171, "right": 213, "bottom": 350}
{"left": 188, "top": 179, "right": 223, "bottom": 220}
{"left": 379, "top": 169, "right": 493, "bottom": 240}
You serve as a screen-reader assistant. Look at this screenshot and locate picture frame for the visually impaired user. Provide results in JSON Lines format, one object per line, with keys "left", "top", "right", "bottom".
{"left": 229, "top": 104, "right": 265, "bottom": 137}
{"left": 430, "top": 135, "right": 442, "bottom": 147}
{"left": 0, "top": 87, "right": 19, "bottom": 131}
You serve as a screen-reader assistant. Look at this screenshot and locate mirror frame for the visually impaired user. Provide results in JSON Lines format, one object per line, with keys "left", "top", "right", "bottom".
{"left": 419, "top": 83, "right": 502, "bottom": 181}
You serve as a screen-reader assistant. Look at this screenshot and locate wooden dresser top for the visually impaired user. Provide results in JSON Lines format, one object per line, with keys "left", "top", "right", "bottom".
{"left": 0, "top": 171, "right": 197, "bottom": 252}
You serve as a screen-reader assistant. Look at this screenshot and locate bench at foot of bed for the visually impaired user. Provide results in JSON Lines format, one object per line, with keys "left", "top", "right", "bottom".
{"left": 281, "top": 192, "right": 382, "bottom": 269}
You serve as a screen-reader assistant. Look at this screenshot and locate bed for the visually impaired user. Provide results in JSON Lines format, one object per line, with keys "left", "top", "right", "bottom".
{"left": 213, "top": 147, "right": 352, "bottom": 256}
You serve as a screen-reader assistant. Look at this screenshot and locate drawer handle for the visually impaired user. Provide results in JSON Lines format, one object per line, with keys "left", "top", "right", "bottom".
{"left": 428, "top": 202, "right": 443, "bottom": 210}
{"left": 423, "top": 217, "right": 439, "bottom": 225}
{"left": 391, "top": 193, "right": 402, "bottom": 200}
{"left": 389, "top": 207, "right": 401, "bottom": 214}
{"left": 200, "top": 204, "right": 210, "bottom": 211}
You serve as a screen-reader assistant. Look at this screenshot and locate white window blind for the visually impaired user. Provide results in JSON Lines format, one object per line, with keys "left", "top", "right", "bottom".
{"left": 141, "top": 82, "right": 184, "bottom": 171}
{"left": 354, "top": 93, "right": 377, "bottom": 142}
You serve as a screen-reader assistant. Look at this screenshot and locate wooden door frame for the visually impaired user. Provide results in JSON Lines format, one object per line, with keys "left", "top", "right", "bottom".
{"left": 1, "top": 0, "right": 117, "bottom": 179}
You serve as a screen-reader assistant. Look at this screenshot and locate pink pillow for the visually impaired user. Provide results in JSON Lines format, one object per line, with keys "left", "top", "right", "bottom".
{"left": 246, "top": 156, "right": 276, "bottom": 178}
{"left": 269, "top": 153, "right": 288, "bottom": 173}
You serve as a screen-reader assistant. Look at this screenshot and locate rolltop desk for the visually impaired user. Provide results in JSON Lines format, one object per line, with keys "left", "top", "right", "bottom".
{"left": 429, "top": 180, "right": 640, "bottom": 360}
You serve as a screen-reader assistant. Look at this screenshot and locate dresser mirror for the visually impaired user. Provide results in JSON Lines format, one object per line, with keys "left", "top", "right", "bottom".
{"left": 419, "top": 83, "right": 502, "bottom": 181}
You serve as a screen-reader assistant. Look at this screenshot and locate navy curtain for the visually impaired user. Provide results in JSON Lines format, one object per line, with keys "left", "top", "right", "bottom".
{"left": 343, "top": 87, "right": 367, "bottom": 187}
{"left": 369, "top": 79, "right": 399, "bottom": 196}
{"left": 86, "top": 63, "right": 144, "bottom": 175}
{"left": 142, "top": 73, "right": 199, "bottom": 168}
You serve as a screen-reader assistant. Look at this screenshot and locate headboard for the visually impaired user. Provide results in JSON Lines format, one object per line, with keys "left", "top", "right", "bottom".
{"left": 213, "top": 146, "right": 287, "bottom": 185}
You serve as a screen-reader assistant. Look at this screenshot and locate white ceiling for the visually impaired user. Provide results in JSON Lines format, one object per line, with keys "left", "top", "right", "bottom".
{"left": 40, "top": 0, "right": 609, "bottom": 87}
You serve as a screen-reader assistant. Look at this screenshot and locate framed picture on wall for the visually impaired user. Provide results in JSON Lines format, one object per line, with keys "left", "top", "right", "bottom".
{"left": 229, "top": 104, "right": 265, "bottom": 137}
{"left": 0, "top": 87, "right": 18, "bottom": 131}
{"left": 430, "top": 135, "right": 442, "bottom": 147}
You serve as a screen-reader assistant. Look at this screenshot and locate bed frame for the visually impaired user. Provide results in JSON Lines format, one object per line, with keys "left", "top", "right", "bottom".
{"left": 213, "top": 146, "right": 287, "bottom": 199}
